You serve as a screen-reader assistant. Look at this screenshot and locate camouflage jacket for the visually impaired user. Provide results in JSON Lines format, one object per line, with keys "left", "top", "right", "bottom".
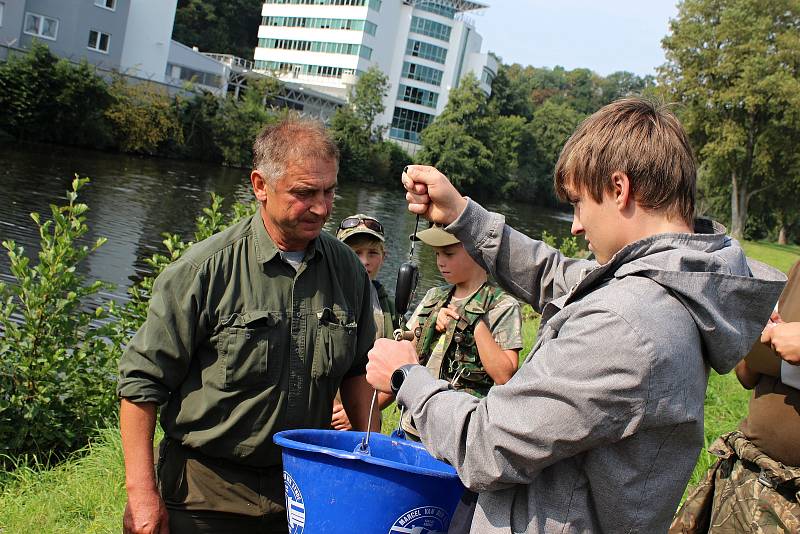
{"left": 413, "top": 282, "right": 509, "bottom": 398}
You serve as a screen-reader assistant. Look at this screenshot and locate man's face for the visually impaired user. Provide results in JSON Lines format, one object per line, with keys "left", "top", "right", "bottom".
{"left": 565, "top": 182, "right": 626, "bottom": 265}
{"left": 256, "top": 158, "right": 337, "bottom": 251}
{"left": 350, "top": 242, "right": 385, "bottom": 280}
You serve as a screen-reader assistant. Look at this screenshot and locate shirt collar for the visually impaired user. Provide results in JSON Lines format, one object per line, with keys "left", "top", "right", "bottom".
{"left": 251, "top": 212, "right": 323, "bottom": 264}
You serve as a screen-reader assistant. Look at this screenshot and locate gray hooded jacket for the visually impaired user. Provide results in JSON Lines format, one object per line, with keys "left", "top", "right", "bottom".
{"left": 396, "top": 200, "right": 786, "bottom": 534}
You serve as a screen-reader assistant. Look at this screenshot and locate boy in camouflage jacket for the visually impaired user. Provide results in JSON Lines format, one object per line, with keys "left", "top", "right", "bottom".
{"left": 400, "top": 224, "right": 522, "bottom": 439}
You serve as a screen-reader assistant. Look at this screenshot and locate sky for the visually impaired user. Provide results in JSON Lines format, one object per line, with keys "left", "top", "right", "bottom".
{"left": 473, "top": 0, "right": 680, "bottom": 76}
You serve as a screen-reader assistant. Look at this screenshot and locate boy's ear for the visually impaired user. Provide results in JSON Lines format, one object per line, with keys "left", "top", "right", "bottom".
{"left": 611, "top": 171, "right": 632, "bottom": 211}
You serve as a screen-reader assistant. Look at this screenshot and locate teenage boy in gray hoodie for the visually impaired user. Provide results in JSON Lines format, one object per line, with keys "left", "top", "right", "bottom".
{"left": 366, "top": 97, "right": 786, "bottom": 534}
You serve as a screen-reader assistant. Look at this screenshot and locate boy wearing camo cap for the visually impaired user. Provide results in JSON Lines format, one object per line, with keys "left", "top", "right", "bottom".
{"left": 331, "top": 214, "right": 400, "bottom": 430}
{"left": 400, "top": 224, "right": 522, "bottom": 440}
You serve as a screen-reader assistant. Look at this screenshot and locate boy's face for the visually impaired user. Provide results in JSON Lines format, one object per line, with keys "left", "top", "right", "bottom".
{"left": 349, "top": 242, "right": 385, "bottom": 280}
{"left": 433, "top": 243, "right": 481, "bottom": 285}
{"left": 565, "top": 181, "right": 627, "bottom": 265}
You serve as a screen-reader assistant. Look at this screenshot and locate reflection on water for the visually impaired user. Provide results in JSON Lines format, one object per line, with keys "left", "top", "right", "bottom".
{"left": 0, "top": 143, "right": 572, "bottom": 310}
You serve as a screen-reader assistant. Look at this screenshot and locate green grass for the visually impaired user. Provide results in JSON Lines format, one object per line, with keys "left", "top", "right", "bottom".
{"left": 0, "top": 427, "right": 127, "bottom": 533}
{"left": 1, "top": 242, "right": 795, "bottom": 532}
{"left": 741, "top": 240, "right": 800, "bottom": 274}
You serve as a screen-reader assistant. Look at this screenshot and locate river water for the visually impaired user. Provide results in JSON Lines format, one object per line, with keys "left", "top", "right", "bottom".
{"left": 0, "top": 142, "right": 572, "bottom": 309}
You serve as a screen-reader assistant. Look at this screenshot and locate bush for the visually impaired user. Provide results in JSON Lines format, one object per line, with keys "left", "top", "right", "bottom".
{"left": 0, "top": 42, "right": 112, "bottom": 147}
{"left": 105, "top": 76, "right": 183, "bottom": 155}
{"left": 0, "top": 178, "right": 116, "bottom": 461}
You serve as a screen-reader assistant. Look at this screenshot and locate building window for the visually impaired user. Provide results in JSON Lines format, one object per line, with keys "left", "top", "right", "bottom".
{"left": 405, "top": 39, "right": 447, "bottom": 64}
{"left": 409, "top": 16, "right": 451, "bottom": 42}
{"left": 254, "top": 60, "right": 362, "bottom": 80}
{"left": 24, "top": 12, "right": 59, "bottom": 40}
{"left": 166, "top": 63, "right": 223, "bottom": 87}
{"left": 415, "top": 1, "right": 457, "bottom": 19}
{"left": 398, "top": 84, "right": 439, "bottom": 108}
{"left": 87, "top": 30, "right": 110, "bottom": 53}
{"left": 481, "top": 67, "right": 496, "bottom": 87}
{"left": 390, "top": 106, "right": 433, "bottom": 144}
{"left": 401, "top": 61, "right": 442, "bottom": 86}
{"left": 261, "top": 16, "right": 377, "bottom": 36}
{"left": 263, "top": 0, "right": 381, "bottom": 9}
{"left": 94, "top": 0, "right": 116, "bottom": 11}
{"left": 258, "top": 38, "right": 372, "bottom": 59}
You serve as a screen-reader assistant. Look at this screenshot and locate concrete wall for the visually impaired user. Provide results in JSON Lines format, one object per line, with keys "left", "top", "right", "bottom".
{"left": 20, "top": 0, "right": 131, "bottom": 69}
{"left": 120, "top": 0, "right": 177, "bottom": 82}
{"left": 0, "top": 1, "right": 26, "bottom": 47}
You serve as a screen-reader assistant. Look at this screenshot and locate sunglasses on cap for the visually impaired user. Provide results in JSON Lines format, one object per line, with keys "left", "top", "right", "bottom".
{"left": 339, "top": 216, "right": 384, "bottom": 235}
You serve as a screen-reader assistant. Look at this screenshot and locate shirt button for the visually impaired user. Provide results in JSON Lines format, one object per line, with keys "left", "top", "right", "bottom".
{"left": 294, "top": 311, "right": 302, "bottom": 318}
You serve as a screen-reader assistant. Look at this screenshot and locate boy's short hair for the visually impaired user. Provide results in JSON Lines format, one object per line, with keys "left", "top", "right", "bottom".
{"left": 342, "top": 233, "right": 384, "bottom": 253}
{"left": 554, "top": 97, "right": 696, "bottom": 225}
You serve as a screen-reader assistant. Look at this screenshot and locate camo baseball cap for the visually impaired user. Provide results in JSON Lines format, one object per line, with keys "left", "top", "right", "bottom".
{"left": 336, "top": 214, "right": 385, "bottom": 242}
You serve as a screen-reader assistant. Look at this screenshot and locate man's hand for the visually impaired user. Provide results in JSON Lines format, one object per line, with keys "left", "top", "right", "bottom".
{"left": 366, "top": 338, "right": 419, "bottom": 393}
{"left": 123, "top": 487, "right": 169, "bottom": 534}
{"left": 761, "top": 321, "right": 800, "bottom": 365}
{"left": 402, "top": 165, "right": 468, "bottom": 225}
{"left": 331, "top": 399, "right": 353, "bottom": 430}
{"left": 435, "top": 304, "right": 459, "bottom": 333}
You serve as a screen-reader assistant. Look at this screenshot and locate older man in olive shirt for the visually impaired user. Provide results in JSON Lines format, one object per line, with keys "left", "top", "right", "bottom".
{"left": 118, "top": 119, "right": 378, "bottom": 534}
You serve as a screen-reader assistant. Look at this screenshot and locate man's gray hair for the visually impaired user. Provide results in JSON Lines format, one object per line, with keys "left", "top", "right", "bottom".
{"left": 252, "top": 117, "right": 340, "bottom": 187}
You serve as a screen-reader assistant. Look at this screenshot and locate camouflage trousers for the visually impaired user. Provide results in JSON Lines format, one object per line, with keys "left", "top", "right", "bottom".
{"left": 670, "top": 431, "right": 800, "bottom": 533}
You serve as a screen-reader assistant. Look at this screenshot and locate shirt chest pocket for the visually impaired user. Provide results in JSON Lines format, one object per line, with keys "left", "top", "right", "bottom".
{"left": 216, "top": 311, "right": 281, "bottom": 391}
{"left": 312, "top": 308, "right": 357, "bottom": 380}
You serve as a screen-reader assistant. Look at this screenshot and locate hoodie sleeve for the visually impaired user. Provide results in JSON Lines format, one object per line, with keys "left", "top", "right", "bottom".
{"left": 397, "top": 304, "right": 650, "bottom": 492}
{"left": 446, "top": 199, "right": 594, "bottom": 313}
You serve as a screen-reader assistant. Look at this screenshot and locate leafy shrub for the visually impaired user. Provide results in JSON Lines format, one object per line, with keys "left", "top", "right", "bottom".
{"left": 0, "top": 42, "right": 112, "bottom": 146}
{"left": 105, "top": 76, "right": 183, "bottom": 154}
{"left": 0, "top": 178, "right": 115, "bottom": 461}
{"left": 541, "top": 230, "right": 583, "bottom": 258}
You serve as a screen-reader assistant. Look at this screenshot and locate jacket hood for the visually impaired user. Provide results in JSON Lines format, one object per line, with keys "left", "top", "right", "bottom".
{"left": 576, "top": 219, "right": 786, "bottom": 374}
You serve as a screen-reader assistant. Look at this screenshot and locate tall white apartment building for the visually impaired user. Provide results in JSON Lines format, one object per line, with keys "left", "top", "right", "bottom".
{"left": 253, "top": 0, "right": 497, "bottom": 150}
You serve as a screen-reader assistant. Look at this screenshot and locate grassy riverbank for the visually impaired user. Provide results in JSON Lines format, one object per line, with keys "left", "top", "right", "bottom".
{"left": 1, "top": 242, "right": 797, "bottom": 533}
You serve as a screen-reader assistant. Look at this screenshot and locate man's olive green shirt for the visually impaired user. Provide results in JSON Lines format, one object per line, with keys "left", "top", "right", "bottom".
{"left": 117, "top": 213, "right": 376, "bottom": 467}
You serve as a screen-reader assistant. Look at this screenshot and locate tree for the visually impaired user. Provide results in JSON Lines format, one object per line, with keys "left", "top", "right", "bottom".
{"left": 210, "top": 77, "right": 281, "bottom": 166}
{"left": 660, "top": 0, "right": 800, "bottom": 239}
{"left": 329, "top": 66, "right": 399, "bottom": 183}
{"left": 527, "top": 101, "right": 586, "bottom": 200}
{"left": 330, "top": 106, "right": 373, "bottom": 182}
{"left": 417, "top": 74, "right": 494, "bottom": 190}
{"left": 488, "top": 62, "right": 535, "bottom": 119}
{"left": 172, "top": 0, "right": 263, "bottom": 59}
{"left": 351, "top": 66, "right": 389, "bottom": 139}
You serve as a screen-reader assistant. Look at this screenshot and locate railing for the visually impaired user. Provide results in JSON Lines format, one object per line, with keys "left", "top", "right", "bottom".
{"left": 203, "top": 53, "right": 254, "bottom": 71}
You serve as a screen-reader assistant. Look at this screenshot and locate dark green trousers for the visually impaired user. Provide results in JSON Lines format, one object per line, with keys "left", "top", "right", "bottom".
{"left": 156, "top": 438, "right": 288, "bottom": 534}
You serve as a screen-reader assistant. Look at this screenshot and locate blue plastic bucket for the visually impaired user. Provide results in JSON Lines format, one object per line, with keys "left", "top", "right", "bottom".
{"left": 274, "top": 429, "right": 465, "bottom": 533}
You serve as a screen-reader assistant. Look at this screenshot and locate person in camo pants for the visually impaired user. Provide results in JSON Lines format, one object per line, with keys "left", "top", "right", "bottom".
{"left": 671, "top": 260, "right": 800, "bottom": 533}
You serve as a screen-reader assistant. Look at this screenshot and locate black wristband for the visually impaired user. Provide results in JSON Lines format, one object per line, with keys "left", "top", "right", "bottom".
{"left": 390, "top": 364, "right": 416, "bottom": 395}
